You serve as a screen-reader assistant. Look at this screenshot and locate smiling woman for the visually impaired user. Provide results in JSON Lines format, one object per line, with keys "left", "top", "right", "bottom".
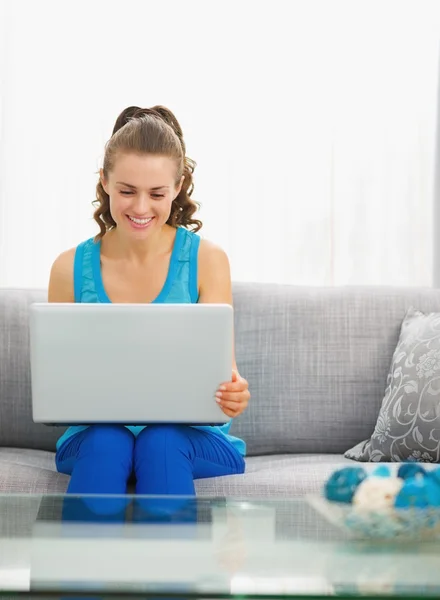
{"left": 46, "top": 105, "right": 250, "bottom": 505}
{"left": 115, "top": 178, "right": 170, "bottom": 231}
{"left": 93, "top": 106, "right": 202, "bottom": 239}
{"left": 101, "top": 153, "right": 182, "bottom": 237}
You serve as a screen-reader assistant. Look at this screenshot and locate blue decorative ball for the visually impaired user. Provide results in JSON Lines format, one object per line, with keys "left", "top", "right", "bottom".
{"left": 372, "top": 465, "right": 391, "bottom": 478}
{"left": 397, "top": 464, "right": 426, "bottom": 480}
{"left": 395, "top": 476, "right": 440, "bottom": 509}
{"left": 324, "top": 467, "right": 367, "bottom": 504}
{"left": 426, "top": 479, "right": 440, "bottom": 507}
{"left": 427, "top": 466, "right": 440, "bottom": 486}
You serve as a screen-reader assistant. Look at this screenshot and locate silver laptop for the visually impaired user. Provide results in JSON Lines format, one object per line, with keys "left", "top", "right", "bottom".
{"left": 29, "top": 303, "right": 233, "bottom": 425}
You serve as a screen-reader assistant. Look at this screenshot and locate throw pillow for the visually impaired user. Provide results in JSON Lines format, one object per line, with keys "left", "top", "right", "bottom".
{"left": 345, "top": 306, "right": 440, "bottom": 463}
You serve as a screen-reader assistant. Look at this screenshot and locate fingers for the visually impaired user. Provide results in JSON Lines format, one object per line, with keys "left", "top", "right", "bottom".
{"left": 216, "top": 371, "right": 250, "bottom": 418}
{"left": 217, "top": 392, "right": 250, "bottom": 418}
{"left": 217, "top": 391, "right": 243, "bottom": 403}
{"left": 222, "top": 408, "right": 238, "bottom": 418}
{"left": 220, "top": 399, "right": 244, "bottom": 411}
{"left": 219, "top": 400, "right": 248, "bottom": 418}
{"left": 220, "top": 404, "right": 241, "bottom": 417}
{"left": 218, "top": 382, "right": 246, "bottom": 393}
{"left": 219, "top": 370, "right": 242, "bottom": 388}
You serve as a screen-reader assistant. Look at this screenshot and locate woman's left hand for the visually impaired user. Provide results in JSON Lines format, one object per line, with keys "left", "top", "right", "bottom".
{"left": 216, "top": 370, "right": 250, "bottom": 418}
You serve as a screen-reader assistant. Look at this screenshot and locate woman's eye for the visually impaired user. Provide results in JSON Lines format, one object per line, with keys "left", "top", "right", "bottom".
{"left": 120, "top": 191, "right": 164, "bottom": 198}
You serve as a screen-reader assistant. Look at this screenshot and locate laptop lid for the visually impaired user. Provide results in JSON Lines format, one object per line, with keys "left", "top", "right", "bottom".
{"left": 29, "top": 303, "right": 233, "bottom": 426}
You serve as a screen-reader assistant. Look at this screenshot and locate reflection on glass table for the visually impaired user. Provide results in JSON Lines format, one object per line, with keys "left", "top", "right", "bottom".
{"left": 0, "top": 493, "right": 439, "bottom": 597}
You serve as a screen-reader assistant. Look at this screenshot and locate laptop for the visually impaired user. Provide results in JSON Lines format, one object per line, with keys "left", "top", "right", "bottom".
{"left": 29, "top": 303, "right": 233, "bottom": 425}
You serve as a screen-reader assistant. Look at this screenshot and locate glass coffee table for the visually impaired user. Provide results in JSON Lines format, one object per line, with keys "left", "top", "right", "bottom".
{"left": 1, "top": 493, "right": 440, "bottom": 598}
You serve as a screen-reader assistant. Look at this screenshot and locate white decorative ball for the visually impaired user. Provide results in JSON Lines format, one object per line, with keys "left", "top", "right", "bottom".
{"left": 353, "top": 477, "right": 403, "bottom": 512}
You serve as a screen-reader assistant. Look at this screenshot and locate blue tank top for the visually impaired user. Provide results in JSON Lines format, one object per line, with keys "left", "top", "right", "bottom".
{"left": 56, "top": 226, "right": 246, "bottom": 456}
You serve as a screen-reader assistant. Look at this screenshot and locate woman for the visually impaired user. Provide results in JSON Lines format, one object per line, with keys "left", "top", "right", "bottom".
{"left": 48, "top": 105, "right": 250, "bottom": 501}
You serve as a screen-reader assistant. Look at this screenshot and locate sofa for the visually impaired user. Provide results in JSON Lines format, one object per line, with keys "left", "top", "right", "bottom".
{"left": 2, "top": 284, "right": 440, "bottom": 497}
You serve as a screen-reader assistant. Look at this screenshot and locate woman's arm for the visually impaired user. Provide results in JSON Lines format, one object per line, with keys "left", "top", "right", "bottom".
{"left": 198, "top": 240, "right": 250, "bottom": 417}
{"left": 198, "top": 239, "right": 238, "bottom": 369}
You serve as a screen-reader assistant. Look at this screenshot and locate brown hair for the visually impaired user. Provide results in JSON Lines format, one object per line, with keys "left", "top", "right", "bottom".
{"left": 93, "top": 105, "right": 202, "bottom": 239}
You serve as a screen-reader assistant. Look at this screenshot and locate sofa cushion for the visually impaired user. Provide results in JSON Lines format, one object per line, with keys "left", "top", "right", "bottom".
{"left": 346, "top": 306, "right": 440, "bottom": 462}
{"left": 196, "top": 454, "right": 382, "bottom": 497}
{"left": 0, "top": 289, "right": 66, "bottom": 451}
{"left": 0, "top": 447, "right": 68, "bottom": 493}
{"left": 0, "top": 447, "right": 381, "bottom": 498}
{"left": 229, "top": 284, "right": 440, "bottom": 455}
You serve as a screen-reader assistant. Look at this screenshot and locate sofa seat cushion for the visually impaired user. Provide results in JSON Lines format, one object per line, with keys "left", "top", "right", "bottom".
{"left": 196, "top": 454, "right": 385, "bottom": 497}
{"left": 0, "top": 448, "right": 68, "bottom": 493}
{"left": 0, "top": 449, "right": 396, "bottom": 497}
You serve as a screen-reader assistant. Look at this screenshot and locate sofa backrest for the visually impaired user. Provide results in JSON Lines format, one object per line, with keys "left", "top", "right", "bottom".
{"left": 2, "top": 285, "right": 440, "bottom": 455}
{"left": 0, "top": 289, "right": 62, "bottom": 451}
{"left": 229, "top": 284, "right": 440, "bottom": 455}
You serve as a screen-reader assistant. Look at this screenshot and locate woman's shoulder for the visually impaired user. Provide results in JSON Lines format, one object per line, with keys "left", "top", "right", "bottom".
{"left": 197, "top": 236, "right": 231, "bottom": 284}
{"left": 198, "top": 237, "right": 229, "bottom": 263}
{"left": 50, "top": 246, "right": 76, "bottom": 273}
{"left": 48, "top": 247, "right": 76, "bottom": 302}
{"left": 50, "top": 237, "right": 94, "bottom": 271}
{"left": 194, "top": 236, "right": 232, "bottom": 302}
{"left": 48, "top": 238, "right": 95, "bottom": 301}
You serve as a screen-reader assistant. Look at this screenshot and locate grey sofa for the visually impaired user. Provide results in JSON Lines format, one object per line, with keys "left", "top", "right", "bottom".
{"left": 2, "top": 284, "right": 440, "bottom": 497}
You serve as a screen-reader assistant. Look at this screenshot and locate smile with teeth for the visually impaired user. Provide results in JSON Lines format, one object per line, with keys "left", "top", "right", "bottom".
{"left": 127, "top": 215, "right": 153, "bottom": 225}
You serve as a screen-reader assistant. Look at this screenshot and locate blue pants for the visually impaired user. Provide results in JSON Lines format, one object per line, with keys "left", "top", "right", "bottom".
{"left": 56, "top": 424, "right": 245, "bottom": 496}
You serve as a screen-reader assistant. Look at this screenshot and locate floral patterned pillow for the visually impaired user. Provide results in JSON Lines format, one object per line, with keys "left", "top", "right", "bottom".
{"left": 345, "top": 306, "right": 440, "bottom": 463}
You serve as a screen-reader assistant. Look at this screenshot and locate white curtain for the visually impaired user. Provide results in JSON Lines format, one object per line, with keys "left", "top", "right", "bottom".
{"left": 0, "top": 0, "right": 439, "bottom": 288}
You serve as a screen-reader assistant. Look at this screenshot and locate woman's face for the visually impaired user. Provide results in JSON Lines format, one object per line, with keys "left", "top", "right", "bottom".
{"left": 101, "top": 153, "right": 183, "bottom": 238}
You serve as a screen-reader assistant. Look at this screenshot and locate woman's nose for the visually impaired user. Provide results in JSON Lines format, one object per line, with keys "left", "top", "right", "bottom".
{"left": 132, "top": 193, "right": 151, "bottom": 215}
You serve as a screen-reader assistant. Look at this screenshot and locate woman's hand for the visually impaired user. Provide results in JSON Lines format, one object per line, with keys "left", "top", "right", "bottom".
{"left": 216, "top": 370, "right": 250, "bottom": 418}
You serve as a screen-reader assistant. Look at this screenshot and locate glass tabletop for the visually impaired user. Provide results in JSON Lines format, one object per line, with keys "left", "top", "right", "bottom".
{"left": 1, "top": 493, "right": 440, "bottom": 598}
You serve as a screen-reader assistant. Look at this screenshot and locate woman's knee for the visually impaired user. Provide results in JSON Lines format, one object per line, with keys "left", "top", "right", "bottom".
{"left": 82, "top": 424, "right": 135, "bottom": 457}
{"left": 135, "top": 425, "right": 191, "bottom": 455}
